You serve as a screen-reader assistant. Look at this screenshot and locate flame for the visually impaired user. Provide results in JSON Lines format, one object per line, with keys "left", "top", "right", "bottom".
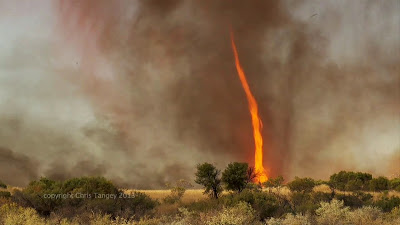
{"left": 230, "top": 31, "right": 268, "bottom": 183}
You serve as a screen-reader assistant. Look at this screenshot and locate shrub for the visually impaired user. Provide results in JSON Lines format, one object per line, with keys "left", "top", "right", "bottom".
{"left": 245, "top": 182, "right": 262, "bottom": 191}
{"left": 266, "top": 213, "right": 312, "bottom": 225}
{"left": 0, "top": 180, "right": 6, "bottom": 189}
{"left": 369, "top": 176, "right": 390, "bottom": 191}
{"left": 222, "top": 189, "right": 279, "bottom": 219}
{"left": 287, "top": 191, "right": 334, "bottom": 215}
{"left": 0, "top": 191, "right": 11, "bottom": 199}
{"left": 329, "top": 171, "right": 372, "bottom": 191}
{"left": 290, "top": 192, "right": 318, "bottom": 214}
{"left": 390, "top": 178, "right": 400, "bottom": 191}
{"left": 12, "top": 177, "right": 157, "bottom": 219}
{"left": 167, "top": 207, "right": 198, "bottom": 225}
{"left": 77, "top": 191, "right": 158, "bottom": 219}
{"left": 0, "top": 197, "right": 12, "bottom": 208}
{"left": 311, "top": 191, "right": 333, "bottom": 204}
{"left": 182, "top": 198, "right": 222, "bottom": 213}
{"left": 315, "top": 199, "right": 350, "bottom": 225}
{"left": 346, "top": 206, "right": 384, "bottom": 225}
{"left": 120, "top": 192, "right": 158, "bottom": 217}
{"left": 166, "top": 202, "right": 261, "bottom": 225}
{"left": 334, "top": 192, "right": 373, "bottom": 208}
{"left": 13, "top": 177, "right": 64, "bottom": 216}
{"left": 14, "top": 176, "right": 122, "bottom": 216}
{"left": 287, "top": 177, "right": 315, "bottom": 193}
{"left": 0, "top": 203, "right": 46, "bottom": 225}
{"left": 195, "top": 163, "right": 223, "bottom": 199}
{"left": 388, "top": 206, "right": 400, "bottom": 221}
{"left": 204, "top": 201, "right": 258, "bottom": 225}
{"left": 263, "top": 176, "right": 284, "bottom": 189}
{"left": 63, "top": 176, "right": 119, "bottom": 195}
{"left": 373, "top": 196, "right": 400, "bottom": 212}
{"left": 345, "top": 179, "right": 364, "bottom": 192}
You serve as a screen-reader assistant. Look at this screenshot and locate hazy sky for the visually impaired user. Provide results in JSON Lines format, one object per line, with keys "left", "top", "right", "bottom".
{"left": 0, "top": 0, "right": 399, "bottom": 188}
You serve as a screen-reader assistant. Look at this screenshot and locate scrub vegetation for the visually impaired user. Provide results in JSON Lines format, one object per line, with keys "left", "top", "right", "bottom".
{"left": 0, "top": 168, "right": 399, "bottom": 224}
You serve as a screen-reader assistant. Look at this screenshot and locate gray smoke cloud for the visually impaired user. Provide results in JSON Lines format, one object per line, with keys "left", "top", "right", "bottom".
{"left": 0, "top": 0, "right": 398, "bottom": 188}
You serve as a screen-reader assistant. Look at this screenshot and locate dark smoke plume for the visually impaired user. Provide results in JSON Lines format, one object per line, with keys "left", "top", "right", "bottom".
{"left": 0, "top": 147, "right": 38, "bottom": 186}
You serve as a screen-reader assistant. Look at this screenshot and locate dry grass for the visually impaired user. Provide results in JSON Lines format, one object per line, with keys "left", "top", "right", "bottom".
{"left": 263, "top": 186, "right": 292, "bottom": 196}
{"left": 123, "top": 186, "right": 400, "bottom": 203}
{"left": 124, "top": 189, "right": 206, "bottom": 203}
{"left": 313, "top": 184, "right": 332, "bottom": 193}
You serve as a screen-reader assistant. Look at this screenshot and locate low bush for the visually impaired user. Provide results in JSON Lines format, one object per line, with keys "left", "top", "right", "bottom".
{"left": 373, "top": 196, "right": 400, "bottom": 212}
{"left": 0, "top": 203, "right": 46, "bottom": 225}
{"left": 204, "top": 201, "right": 258, "bottom": 225}
{"left": 0, "top": 191, "right": 11, "bottom": 199}
{"left": 390, "top": 178, "right": 400, "bottom": 191}
{"left": 0, "top": 180, "right": 6, "bottom": 189}
{"left": 287, "top": 177, "right": 315, "bottom": 193}
{"left": 0, "top": 203, "right": 161, "bottom": 225}
{"left": 329, "top": 171, "right": 372, "bottom": 191}
{"left": 263, "top": 176, "right": 284, "bottom": 189}
{"left": 346, "top": 206, "right": 384, "bottom": 225}
{"left": 369, "top": 176, "right": 390, "bottom": 191}
{"left": 311, "top": 191, "right": 333, "bottom": 203}
{"left": 266, "top": 213, "right": 313, "bottom": 225}
{"left": 12, "top": 177, "right": 157, "bottom": 219}
{"left": 12, "top": 177, "right": 64, "bottom": 216}
{"left": 289, "top": 192, "right": 318, "bottom": 214}
{"left": 315, "top": 199, "right": 350, "bottom": 225}
{"left": 222, "top": 189, "right": 279, "bottom": 219}
{"left": 182, "top": 198, "right": 222, "bottom": 213}
{"left": 335, "top": 192, "right": 373, "bottom": 208}
{"left": 388, "top": 206, "right": 400, "bottom": 221}
{"left": 0, "top": 197, "right": 12, "bottom": 208}
{"left": 267, "top": 199, "right": 400, "bottom": 225}
{"left": 287, "top": 191, "right": 333, "bottom": 215}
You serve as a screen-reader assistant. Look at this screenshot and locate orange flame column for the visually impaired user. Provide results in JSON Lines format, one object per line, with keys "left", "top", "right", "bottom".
{"left": 230, "top": 31, "right": 268, "bottom": 183}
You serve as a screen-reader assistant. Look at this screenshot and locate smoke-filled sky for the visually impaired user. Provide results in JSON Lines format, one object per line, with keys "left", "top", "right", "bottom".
{"left": 0, "top": 0, "right": 399, "bottom": 188}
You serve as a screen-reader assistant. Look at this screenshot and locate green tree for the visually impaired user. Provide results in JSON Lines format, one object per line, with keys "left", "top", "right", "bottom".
{"left": 369, "top": 176, "right": 390, "bottom": 191}
{"left": 222, "top": 162, "right": 249, "bottom": 193}
{"left": 287, "top": 177, "right": 315, "bottom": 193}
{"left": 195, "top": 163, "right": 222, "bottom": 199}
{"left": 246, "top": 166, "right": 258, "bottom": 183}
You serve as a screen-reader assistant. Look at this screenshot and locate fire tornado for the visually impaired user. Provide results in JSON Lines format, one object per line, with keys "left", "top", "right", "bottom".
{"left": 230, "top": 31, "right": 268, "bottom": 183}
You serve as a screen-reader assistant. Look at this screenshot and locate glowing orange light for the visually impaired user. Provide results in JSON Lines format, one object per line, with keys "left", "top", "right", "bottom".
{"left": 230, "top": 31, "right": 268, "bottom": 183}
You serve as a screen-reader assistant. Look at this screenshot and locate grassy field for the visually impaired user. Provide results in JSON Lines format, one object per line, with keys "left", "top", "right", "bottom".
{"left": 6, "top": 183, "right": 400, "bottom": 202}
{"left": 124, "top": 184, "right": 400, "bottom": 203}
{"left": 124, "top": 189, "right": 206, "bottom": 203}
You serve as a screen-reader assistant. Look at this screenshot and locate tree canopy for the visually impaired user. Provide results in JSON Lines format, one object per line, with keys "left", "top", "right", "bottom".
{"left": 195, "top": 163, "right": 222, "bottom": 199}
{"left": 222, "top": 162, "right": 249, "bottom": 193}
